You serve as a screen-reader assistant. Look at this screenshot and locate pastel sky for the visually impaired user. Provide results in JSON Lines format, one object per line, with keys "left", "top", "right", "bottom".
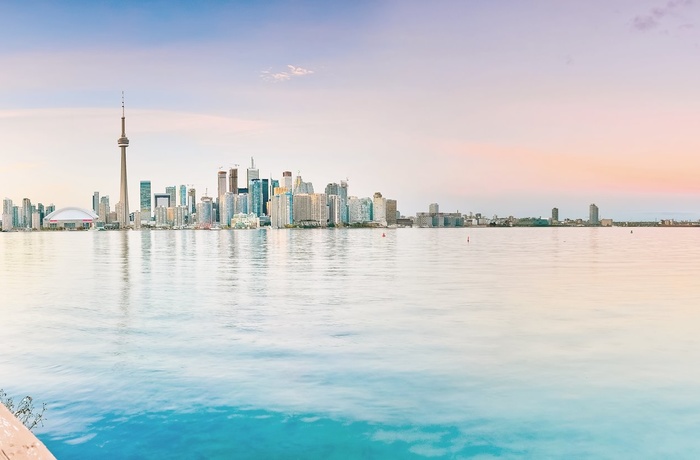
{"left": 2, "top": 0, "right": 700, "bottom": 220}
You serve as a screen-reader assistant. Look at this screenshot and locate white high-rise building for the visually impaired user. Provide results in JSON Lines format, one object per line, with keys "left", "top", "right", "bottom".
{"left": 282, "top": 171, "right": 293, "bottom": 192}
{"left": 373, "top": 192, "right": 387, "bottom": 226}
{"left": 247, "top": 157, "right": 259, "bottom": 187}
{"left": 2, "top": 198, "right": 13, "bottom": 231}
{"left": 222, "top": 191, "right": 235, "bottom": 227}
{"left": 31, "top": 211, "right": 41, "bottom": 230}
{"left": 270, "top": 192, "right": 293, "bottom": 228}
{"left": 328, "top": 195, "right": 341, "bottom": 226}
{"left": 349, "top": 196, "right": 372, "bottom": 224}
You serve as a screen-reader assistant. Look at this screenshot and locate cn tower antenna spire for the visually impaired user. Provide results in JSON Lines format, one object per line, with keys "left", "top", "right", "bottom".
{"left": 122, "top": 91, "right": 125, "bottom": 117}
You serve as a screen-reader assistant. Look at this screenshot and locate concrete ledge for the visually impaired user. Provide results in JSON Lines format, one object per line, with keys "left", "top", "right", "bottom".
{"left": 0, "top": 404, "right": 55, "bottom": 459}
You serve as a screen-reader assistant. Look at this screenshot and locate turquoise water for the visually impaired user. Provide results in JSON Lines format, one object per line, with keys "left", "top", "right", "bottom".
{"left": 2, "top": 228, "right": 700, "bottom": 458}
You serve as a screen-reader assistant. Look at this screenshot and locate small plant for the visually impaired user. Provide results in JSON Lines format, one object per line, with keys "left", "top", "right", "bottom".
{"left": 0, "top": 389, "right": 46, "bottom": 431}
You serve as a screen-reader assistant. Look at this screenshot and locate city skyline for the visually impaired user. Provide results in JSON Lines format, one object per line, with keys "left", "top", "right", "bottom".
{"left": 2, "top": 1, "right": 700, "bottom": 220}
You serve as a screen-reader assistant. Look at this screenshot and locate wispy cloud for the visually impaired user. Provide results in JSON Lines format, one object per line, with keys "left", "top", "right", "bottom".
{"left": 633, "top": 0, "right": 693, "bottom": 31}
{"left": 287, "top": 65, "right": 313, "bottom": 76}
{"left": 260, "top": 65, "right": 314, "bottom": 82}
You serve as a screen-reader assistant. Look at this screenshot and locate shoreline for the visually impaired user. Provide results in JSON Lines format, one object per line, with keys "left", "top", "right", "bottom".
{"left": 0, "top": 404, "right": 55, "bottom": 459}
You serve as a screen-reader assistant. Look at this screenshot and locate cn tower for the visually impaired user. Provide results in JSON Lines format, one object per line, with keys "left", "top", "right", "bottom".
{"left": 117, "top": 92, "right": 130, "bottom": 227}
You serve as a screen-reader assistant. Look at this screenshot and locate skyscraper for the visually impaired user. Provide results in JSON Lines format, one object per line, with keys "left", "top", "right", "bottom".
{"left": 229, "top": 168, "right": 238, "bottom": 194}
{"left": 282, "top": 171, "right": 292, "bottom": 191}
{"left": 250, "top": 179, "right": 263, "bottom": 217}
{"left": 373, "top": 192, "right": 386, "bottom": 226}
{"left": 217, "top": 170, "right": 227, "bottom": 222}
{"left": 22, "top": 198, "right": 32, "bottom": 228}
{"left": 589, "top": 204, "right": 599, "bottom": 225}
{"left": 99, "top": 196, "right": 110, "bottom": 223}
{"left": 117, "top": 93, "right": 130, "bottom": 228}
{"left": 247, "top": 157, "right": 259, "bottom": 189}
{"left": 217, "top": 171, "right": 227, "bottom": 200}
{"left": 154, "top": 193, "right": 171, "bottom": 209}
{"left": 92, "top": 192, "right": 100, "bottom": 214}
{"left": 261, "top": 178, "right": 270, "bottom": 215}
{"left": 140, "top": 181, "right": 152, "bottom": 221}
{"left": 552, "top": 207, "right": 559, "bottom": 222}
{"left": 187, "top": 188, "right": 196, "bottom": 215}
{"left": 386, "top": 199, "right": 397, "bottom": 226}
{"left": 179, "top": 185, "right": 187, "bottom": 207}
{"left": 340, "top": 180, "right": 349, "bottom": 224}
{"left": 165, "top": 186, "right": 176, "bottom": 207}
{"left": 197, "top": 196, "right": 214, "bottom": 229}
{"left": 2, "top": 198, "right": 13, "bottom": 231}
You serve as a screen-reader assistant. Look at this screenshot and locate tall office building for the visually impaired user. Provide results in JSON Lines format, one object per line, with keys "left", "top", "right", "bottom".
{"left": 261, "top": 178, "right": 270, "bottom": 215}
{"left": 325, "top": 183, "right": 340, "bottom": 197}
{"left": 340, "top": 180, "right": 349, "bottom": 224}
{"left": 197, "top": 196, "right": 214, "bottom": 229}
{"left": 3, "top": 198, "right": 13, "bottom": 216}
{"left": 222, "top": 192, "right": 235, "bottom": 227}
{"left": 179, "top": 185, "right": 187, "bottom": 207}
{"left": 328, "top": 195, "right": 341, "bottom": 226}
{"left": 293, "top": 174, "right": 314, "bottom": 195}
{"left": 22, "top": 198, "right": 32, "bottom": 228}
{"left": 187, "top": 188, "right": 196, "bottom": 215}
{"left": 282, "top": 171, "right": 292, "bottom": 192}
{"left": 217, "top": 170, "right": 227, "bottom": 222}
{"left": 99, "top": 196, "right": 110, "bottom": 223}
{"left": 250, "top": 179, "right": 263, "bottom": 217}
{"left": 325, "top": 183, "right": 342, "bottom": 226}
{"left": 247, "top": 157, "right": 259, "bottom": 187}
{"left": 293, "top": 194, "right": 312, "bottom": 224}
{"left": 386, "top": 199, "right": 397, "bottom": 226}
{"left": 2, "top": 198, "right": 13, "bottom": 231}
{"left": 270, "top": 192, "right": 293, "bottom": 228}
{"left": 373, "top": 193, "right": 386, "bottom": 225}
{"left": 429, "top": 203, "right": 439, "bottom": 215}
{"left": 154, "top": 193, "right": 171, "bottom": 209}
{"left": 229, "top": 168, "right": 238, "bottom": 194}
{"left": 117, "top": 92, "right": 130, "bottom": 228}
{"left": 589, "top": 203, "right": 599, "bottom": 225}
{"left": 140, "top": 181, "right": 152, "bottom": 221}
{"left": 552, "top": 207, "right": 559, "bottom": 222}
{"left": 217, "top": 170, "right": 227, "bottom": 200}
{"left": 234, "top": 193, "right": 248, "bottom": 214}
{"left": 165, "top": 186, "right": 176, "bottom": 207}
{"left": 92, "top": 192, "right": 100, "bottom": 214}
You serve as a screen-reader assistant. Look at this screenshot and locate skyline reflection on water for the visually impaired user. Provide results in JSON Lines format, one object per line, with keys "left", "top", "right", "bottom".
{"left": 2, "top": 227, "right": 700, "bottom": 458}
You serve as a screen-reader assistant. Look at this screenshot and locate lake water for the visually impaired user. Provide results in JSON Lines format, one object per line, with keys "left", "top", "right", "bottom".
{"left": 2, "top": 227, "right": 700, "bottom": 458}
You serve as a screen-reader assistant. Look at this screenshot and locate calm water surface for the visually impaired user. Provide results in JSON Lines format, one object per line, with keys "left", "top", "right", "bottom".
{"left": 1, "top": 228, "right": 700, "bottom": 458}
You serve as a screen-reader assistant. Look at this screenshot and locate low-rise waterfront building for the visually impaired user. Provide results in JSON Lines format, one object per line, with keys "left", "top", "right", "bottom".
{"left": 43, "top": 207, "right": 99, "bottom": 230}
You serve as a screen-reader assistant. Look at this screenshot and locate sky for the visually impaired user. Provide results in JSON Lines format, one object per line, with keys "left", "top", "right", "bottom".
{"left": 2, "top": 0, "right": 700, "bottom": 220}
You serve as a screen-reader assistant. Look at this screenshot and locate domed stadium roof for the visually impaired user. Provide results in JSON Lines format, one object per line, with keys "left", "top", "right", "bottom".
{"left": 44, "top": 207, "right": 99, "bottom": 222}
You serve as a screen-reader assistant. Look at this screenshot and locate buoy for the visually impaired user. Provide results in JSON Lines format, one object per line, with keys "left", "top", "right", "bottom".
{"left": 382, "top": 233, "right": 385, "bottom": 237}
{"left": 467, "top": 236, "right": 470, "bottom": 243}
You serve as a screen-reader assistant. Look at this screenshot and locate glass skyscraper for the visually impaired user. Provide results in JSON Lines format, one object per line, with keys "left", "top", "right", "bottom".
{"left": 250, "top": 179, "right": 263, "bottom": 217}
{"left": 165, "top": 186, "right": 176, "bottom": 208}
{"left": 179, "top": 185, "right": 187, "bottom": 207}
{"left": 140, "top": 181, "right": 152, "bottom": 220}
